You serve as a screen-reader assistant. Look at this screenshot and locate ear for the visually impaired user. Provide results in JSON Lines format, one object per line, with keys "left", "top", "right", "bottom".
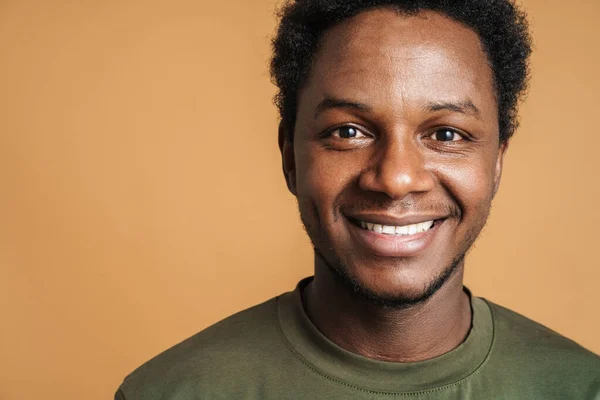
{"left": 492, "top": 140, "right": 509, "bottom": 198}
{"left": 278, "top": 121, "right": 297, "bottom": 196}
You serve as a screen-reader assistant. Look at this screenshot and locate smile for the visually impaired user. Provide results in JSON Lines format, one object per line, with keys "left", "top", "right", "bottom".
{"left": 346, "top": 216, "right": 445, "bottom": 257}
{"left": 357, "top": 220, "right": 435, "bottom": 236}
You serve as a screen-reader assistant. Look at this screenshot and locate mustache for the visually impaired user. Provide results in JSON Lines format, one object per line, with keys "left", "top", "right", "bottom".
{"left": 336, "top": 195, "right": 461, "bottom": 220}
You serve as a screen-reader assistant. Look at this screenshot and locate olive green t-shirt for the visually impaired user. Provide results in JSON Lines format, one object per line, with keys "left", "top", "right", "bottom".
{"left": 115, "top": 278, "right": 600, "bottom": 399}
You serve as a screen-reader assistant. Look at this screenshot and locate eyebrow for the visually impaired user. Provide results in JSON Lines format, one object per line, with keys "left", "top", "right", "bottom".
{"left": 313, "top": 96, "right": 482, "bottom": 120}
{"left": 423, "top": 100, "right": 482, "bottom": 119}
{"left": 314, "top": 97, "right": 372, "bottom": 119}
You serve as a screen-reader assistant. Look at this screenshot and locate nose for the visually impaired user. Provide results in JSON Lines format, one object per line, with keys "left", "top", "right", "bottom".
{"left": 358, "top": 136, "right": 435, "bottom": 199}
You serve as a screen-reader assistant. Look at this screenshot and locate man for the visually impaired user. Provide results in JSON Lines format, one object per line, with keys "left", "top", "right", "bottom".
{"left": 115, "top": 0, "right": 600, "bottom": 398}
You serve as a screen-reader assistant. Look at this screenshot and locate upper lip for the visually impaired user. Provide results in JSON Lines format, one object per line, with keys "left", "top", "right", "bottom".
{"left": 346, "top": 212, "right": 448, "bottom": 227}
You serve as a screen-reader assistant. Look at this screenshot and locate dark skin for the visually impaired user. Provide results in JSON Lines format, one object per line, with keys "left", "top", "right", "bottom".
{"left": 280, "top": 10, "right": 508, "bottom": 362}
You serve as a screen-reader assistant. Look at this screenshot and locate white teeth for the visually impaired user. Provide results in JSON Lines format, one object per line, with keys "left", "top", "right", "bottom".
{"left": 382, "top": 225, "right": 395, "bottom": 234}
{"left": 360, "top": 220, "right": 436, "bottom": 236}
{"left": 396, "top": 225, "right": 409, "bottom": 235}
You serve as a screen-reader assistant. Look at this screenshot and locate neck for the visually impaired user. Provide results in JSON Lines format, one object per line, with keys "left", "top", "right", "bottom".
{"left": 303, "top": 256, "right": 472, "bottom": 362}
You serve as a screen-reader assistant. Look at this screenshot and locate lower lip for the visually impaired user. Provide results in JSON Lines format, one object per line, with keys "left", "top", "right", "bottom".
{"left": 347, "top": 218, "right": 443, "bottom": 258}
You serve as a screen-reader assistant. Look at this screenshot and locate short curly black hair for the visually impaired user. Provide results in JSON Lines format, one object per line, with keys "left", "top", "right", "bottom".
{"left": 270, "top": 0, "right": 532, "bottom": 143}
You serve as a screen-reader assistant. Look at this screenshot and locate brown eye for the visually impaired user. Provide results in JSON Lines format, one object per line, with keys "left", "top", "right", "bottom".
{"left": 432, "top": 129, "right": 463, "bottom": 142}
{"left": 332, "top": 126, "right": 367, "bottom": 139}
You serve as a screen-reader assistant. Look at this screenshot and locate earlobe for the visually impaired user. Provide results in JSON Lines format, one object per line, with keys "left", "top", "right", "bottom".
{"left": 278, "top": 122, "right": 297, "bottom": 195}
{"left": 493, "top": 141, "right": 509, "bottom": 197}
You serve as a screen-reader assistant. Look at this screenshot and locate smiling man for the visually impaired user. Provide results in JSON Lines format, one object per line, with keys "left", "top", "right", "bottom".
{"left": 115, "top": 1, "right": 600, "bottom": 399}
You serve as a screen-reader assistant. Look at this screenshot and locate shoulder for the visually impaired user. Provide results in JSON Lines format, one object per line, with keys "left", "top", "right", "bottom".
{"left": 486, "top": 299, "right": 597, "bottom": 357}
{"left": 117, "top": 295, "right": 287, "bottom": 399}
{"left": 482, "top": 298, "right": 600, "bottom": 393}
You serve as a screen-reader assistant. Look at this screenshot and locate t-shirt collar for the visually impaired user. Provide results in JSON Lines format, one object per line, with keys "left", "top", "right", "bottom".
{"left": 276, "top": 277, "right": 494, "bottom": 394}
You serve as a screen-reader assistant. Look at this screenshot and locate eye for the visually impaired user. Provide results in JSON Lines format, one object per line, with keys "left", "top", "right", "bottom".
{"left": 331, "top": 126, "right": 368, "bottom": 139}
{"left": 431, "top": 128, "right": 464, "bottom": 142}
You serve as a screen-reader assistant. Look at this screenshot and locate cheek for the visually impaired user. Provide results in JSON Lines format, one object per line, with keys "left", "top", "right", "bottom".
{"left": 435, "top": 155, "right": 497, "bottom": 218}
{"left": 295, "top": 144, "right": 358, "bottom": 212}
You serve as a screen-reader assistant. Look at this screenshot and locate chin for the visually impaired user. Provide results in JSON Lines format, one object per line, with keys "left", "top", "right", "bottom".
{"left": 321, "top": 250, "right": 464, "bottom": 309}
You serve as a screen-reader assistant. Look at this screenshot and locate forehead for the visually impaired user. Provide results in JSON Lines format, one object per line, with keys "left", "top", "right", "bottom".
{"left": 300, "top": 9, "right": 497, "bottom": 121}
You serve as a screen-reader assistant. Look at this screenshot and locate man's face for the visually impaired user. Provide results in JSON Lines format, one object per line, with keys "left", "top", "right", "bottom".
{"left": 282, "top": 9, "right": 506, "bottom": 304}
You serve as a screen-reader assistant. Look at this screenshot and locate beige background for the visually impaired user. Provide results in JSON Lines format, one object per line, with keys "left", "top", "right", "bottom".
{"left": 0, "top": 1, "right": 598, "bottom": 399}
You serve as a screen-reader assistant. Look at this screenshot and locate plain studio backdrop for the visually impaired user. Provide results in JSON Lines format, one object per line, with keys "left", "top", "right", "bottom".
{"left": 0, "top": 0, "right": 598, "bottom": 399}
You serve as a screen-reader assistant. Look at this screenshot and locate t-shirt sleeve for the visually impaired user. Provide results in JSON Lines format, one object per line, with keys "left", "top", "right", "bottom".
{"left": 114, "top": 388, "right": 127, "bottom": 400}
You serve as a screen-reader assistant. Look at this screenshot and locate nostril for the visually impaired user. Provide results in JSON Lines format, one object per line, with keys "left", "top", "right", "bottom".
{"left": 356, "top": 157, "right": 434, "bottom": 200}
